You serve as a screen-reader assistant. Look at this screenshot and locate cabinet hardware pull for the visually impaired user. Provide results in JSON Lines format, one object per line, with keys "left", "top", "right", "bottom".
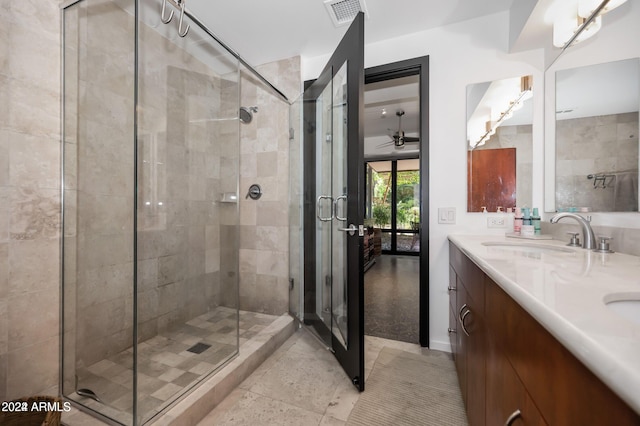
{"left": 505, "top": 409, "right": 521, "bottom": 426}
{"left": 458, "top": 303, "right": 468, "bottom": 323}
{"left": 448, "top": 286, "right": 456, "bottom": 291}
{"left": 460, "top": 309, "right": 471, "bottom": 337}
{"left": 448, "top": 327, "right": 456, "bottom": 334}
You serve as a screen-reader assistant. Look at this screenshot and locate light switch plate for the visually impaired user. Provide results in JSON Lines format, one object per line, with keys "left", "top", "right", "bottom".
{"left": 438, "top": 207, "right": 456, "bottom": 224}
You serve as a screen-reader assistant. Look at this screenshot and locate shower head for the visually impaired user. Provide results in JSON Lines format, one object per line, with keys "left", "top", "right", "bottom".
{"left": 239, "top": 106, "right": 258, "bottom": 124}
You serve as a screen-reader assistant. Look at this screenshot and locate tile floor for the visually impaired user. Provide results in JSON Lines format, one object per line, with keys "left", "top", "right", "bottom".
{"left": 198, "top": 329, "right": 445, "bottom": 425}
{"left": 68, "top": 308, "right": 278, "bottom": 425}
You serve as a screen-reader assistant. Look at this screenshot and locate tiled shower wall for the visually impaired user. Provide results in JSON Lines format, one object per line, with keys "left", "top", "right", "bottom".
{"left": 556, "top": 112, "right": 639, "bottom": 212}
{"left": 135, "top": 16, "right": 240, "bottom": 350}
{"left": 0, "top": 0, "right": 63, "bottom": 400}
{"left": 0, "top": 0, "right": 300, "bottom": 402}
{"left": 238, "top": 58, "right": 301, "bottom": 315}
{"left": 63, "top": 0, "right": 242, "bottom": 377}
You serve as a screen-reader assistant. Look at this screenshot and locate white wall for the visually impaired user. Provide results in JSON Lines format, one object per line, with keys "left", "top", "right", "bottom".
{"left": 302, "top": 11, "right": 546, "bottom": 352}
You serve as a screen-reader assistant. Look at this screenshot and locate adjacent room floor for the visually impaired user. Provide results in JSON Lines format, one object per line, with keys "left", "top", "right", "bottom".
{"left": 199, "top": 330, "right": 466, "bottom": 425}
{"left": 364, "top": 255, "right": 420, "bottom": 344}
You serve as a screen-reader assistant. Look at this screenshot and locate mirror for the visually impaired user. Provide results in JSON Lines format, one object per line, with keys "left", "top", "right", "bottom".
{"left": 466, "top": 75, "right": 534, "bottom": 212}
{"left": 555, "top": 58, "right": 639, "bottom": 212}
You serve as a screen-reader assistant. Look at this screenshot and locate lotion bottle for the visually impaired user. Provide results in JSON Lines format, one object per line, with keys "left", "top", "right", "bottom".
{"left": 514, "top": 207, "right": 523, "bottom": 234}
{"left": 522, "top": 207, "right": 532, "bottom": 226}
{"left": 532, "top": 208, "right": 541, "bottom": 235}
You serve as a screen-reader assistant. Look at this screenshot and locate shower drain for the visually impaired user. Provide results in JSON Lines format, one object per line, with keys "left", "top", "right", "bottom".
{"left": 187, "top": 342, "right": 211, "bottom": 354}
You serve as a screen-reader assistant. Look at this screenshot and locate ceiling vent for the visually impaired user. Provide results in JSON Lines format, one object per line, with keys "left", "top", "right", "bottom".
{"left": 324, "top": 0, "right": 368, "bottom": 27}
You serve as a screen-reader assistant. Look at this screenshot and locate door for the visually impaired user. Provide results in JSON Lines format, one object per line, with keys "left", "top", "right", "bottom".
{"left": 302, "top": 12, "right": 365, "bottom": 390}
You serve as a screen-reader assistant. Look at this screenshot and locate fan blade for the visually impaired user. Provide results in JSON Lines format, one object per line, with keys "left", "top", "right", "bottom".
{"left": 376, "top": 140, "right": 395, "bottom": 148}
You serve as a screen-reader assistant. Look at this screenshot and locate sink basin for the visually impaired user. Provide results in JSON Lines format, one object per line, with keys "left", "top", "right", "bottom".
{"left": 481, "top": 242, "right": 575, "bottom": 254}
{"left": 604, "top": 293, "right": 640, "bottom": 326}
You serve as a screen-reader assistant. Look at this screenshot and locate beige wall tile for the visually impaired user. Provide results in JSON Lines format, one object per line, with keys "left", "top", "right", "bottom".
{"left": 256, "top": 251, "right": 288, "bottom": 278}
{"left": 0, "top": 300, "right": 7, "bottom": 355}
{"left": 8, "top": 287, "right": 59, "bottom": 351}
{"left": 556, "top": 112, "right": 639, "bottom": 211}
{"left": 8, "top": 23, "right": 60, "bottom": 89}
{"left": 0, "top": 353, "right": 6, "bottom": 402}
{"left": 255, "top": 201, "right": 289, "bottom": 227}
{"left": 6, "top": 335, "right": 58, "bottom": 400}
{"left": 0, "top": 131, "right": 8, "bottom": 186}
{"left": 10, "top": 187, "right": 60, "bottom": 241}
{"left": 8, "top": 238, "right": 59, "bottom": 297}
{"left": 0, "top": 243, "right": 7, "bottom": 300}
{"left": 0, "top": 188, "right": 8, "bottom": 243}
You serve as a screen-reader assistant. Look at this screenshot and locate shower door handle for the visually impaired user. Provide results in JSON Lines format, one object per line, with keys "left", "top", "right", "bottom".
{"left": 334, "top": 195, "right": 347, "bottom": 221}
{"left": 316, "top": 195, "right": 334, "bottom": 222}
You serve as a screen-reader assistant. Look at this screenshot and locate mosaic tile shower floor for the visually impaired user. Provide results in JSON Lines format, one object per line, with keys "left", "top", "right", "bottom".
{"left": 69, "top": 308, "right": 278, "bottom": 424}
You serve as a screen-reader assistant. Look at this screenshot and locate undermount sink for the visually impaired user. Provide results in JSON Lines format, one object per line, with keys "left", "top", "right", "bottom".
{"left": 604, "top": 293, "right": 640, "bottom": 326}
{"left": 481, "top": 241, "right": 575, "bottom": 253}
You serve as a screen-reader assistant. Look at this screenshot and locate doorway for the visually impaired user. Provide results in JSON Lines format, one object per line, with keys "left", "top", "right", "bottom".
{"left": 288, "top": 53, "right": 429, "bottom": 392}
{"left": 363, "top": 57, "right": 429, "bottom": 347}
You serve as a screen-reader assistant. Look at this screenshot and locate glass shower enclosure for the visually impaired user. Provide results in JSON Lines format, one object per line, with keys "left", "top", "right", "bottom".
{"left": 61, "top": 0, "right": 240, "bottom": 424}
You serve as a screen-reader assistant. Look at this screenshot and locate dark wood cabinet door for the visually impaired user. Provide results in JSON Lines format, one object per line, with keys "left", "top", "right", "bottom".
{"left": 465, "top": 297, "right": 486, "bottom": 426}
{"left": 486, "top": 334, "right": 546, "bottom": 426}
{"left": 455, "top": 281, "right": 467, "bottom": 407}
{"left": 468, "top": 147, "right": 516, "bottom": 212}
{"left": 448, "top": 265, "right": 458, "bottom": 359}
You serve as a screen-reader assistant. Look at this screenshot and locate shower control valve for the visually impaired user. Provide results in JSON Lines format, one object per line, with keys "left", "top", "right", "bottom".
{"left": 246, "top": 184, "right": 262, "bottom": 200}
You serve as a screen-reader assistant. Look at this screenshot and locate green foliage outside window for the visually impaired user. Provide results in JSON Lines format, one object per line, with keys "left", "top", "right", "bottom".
{"left": 371, "top": 168, "right": 420, "bottom": 229}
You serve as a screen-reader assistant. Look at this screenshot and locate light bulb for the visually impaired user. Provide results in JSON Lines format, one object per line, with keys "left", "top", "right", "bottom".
{"left": 578, "top": 0, "right": 628, "bottom": 18}
{"left": 554, "top": 14, "right": 602, "bottom": 48}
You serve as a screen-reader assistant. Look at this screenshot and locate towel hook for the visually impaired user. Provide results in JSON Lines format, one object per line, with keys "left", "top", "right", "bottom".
{"left": 177, "top": 0, "right": 190, "bottom": 37}
{"left": 160, "top": 0, "right": 174, "bottom": 24}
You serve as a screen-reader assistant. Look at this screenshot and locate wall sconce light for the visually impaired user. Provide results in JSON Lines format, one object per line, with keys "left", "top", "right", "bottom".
{"left": 578, "top": 0, "right": 627, "bottom": 18}
{"left": 472, "top": 76, "right": 533, "bottom": 149}
{"left": 553, "top": 0, "right": 628, "bottom": 49}
{"left": 553, "top": 15, "right": 601, "bottom": 48}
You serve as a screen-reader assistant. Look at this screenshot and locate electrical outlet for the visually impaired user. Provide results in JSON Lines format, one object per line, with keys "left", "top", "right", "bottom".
{"left": 487, "top": 216, "right": 507, "bottom": 228}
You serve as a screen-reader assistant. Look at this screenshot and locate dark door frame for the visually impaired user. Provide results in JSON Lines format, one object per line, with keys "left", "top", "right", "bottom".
{"left": 365, "top": 56, "right": 430, "bottom": 347}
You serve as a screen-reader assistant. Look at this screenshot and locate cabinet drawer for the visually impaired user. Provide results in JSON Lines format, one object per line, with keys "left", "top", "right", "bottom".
{"left": 449, "top": 244, "right": 485, "bottom": 313}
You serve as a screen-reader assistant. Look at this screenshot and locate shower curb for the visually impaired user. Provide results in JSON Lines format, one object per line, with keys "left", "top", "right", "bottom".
{"left": 151, "top": 313, "right": 295, "bottom": 426}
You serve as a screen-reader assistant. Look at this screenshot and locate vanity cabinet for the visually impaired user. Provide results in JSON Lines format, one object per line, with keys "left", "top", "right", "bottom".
{"left": 449, "top": 242, "right": 640, "bottom": 426}
{"left": 449, "top": 245, "right": 485, "bottom": 426}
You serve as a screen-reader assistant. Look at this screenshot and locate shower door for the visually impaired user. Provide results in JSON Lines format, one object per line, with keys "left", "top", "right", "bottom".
{"left": 302, "top": 13, "right": 365, "bottom": 390}
{"left": 61, "top": 0, "right": 241, "bottom": 424}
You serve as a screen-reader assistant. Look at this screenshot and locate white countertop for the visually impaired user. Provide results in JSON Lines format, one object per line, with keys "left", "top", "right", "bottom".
{"left": 448, "top": 234, "right": 640, "bottom": 414}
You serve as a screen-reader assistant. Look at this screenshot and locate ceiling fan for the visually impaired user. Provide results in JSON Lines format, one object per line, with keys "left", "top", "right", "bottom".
{"left": 377, "top": 110, "right": 419, "bottom": 150}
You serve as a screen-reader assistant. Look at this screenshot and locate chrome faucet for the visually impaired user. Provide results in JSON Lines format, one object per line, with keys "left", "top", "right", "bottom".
{"left": 550, "top": 213, "right": 597, "bottom": 250}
